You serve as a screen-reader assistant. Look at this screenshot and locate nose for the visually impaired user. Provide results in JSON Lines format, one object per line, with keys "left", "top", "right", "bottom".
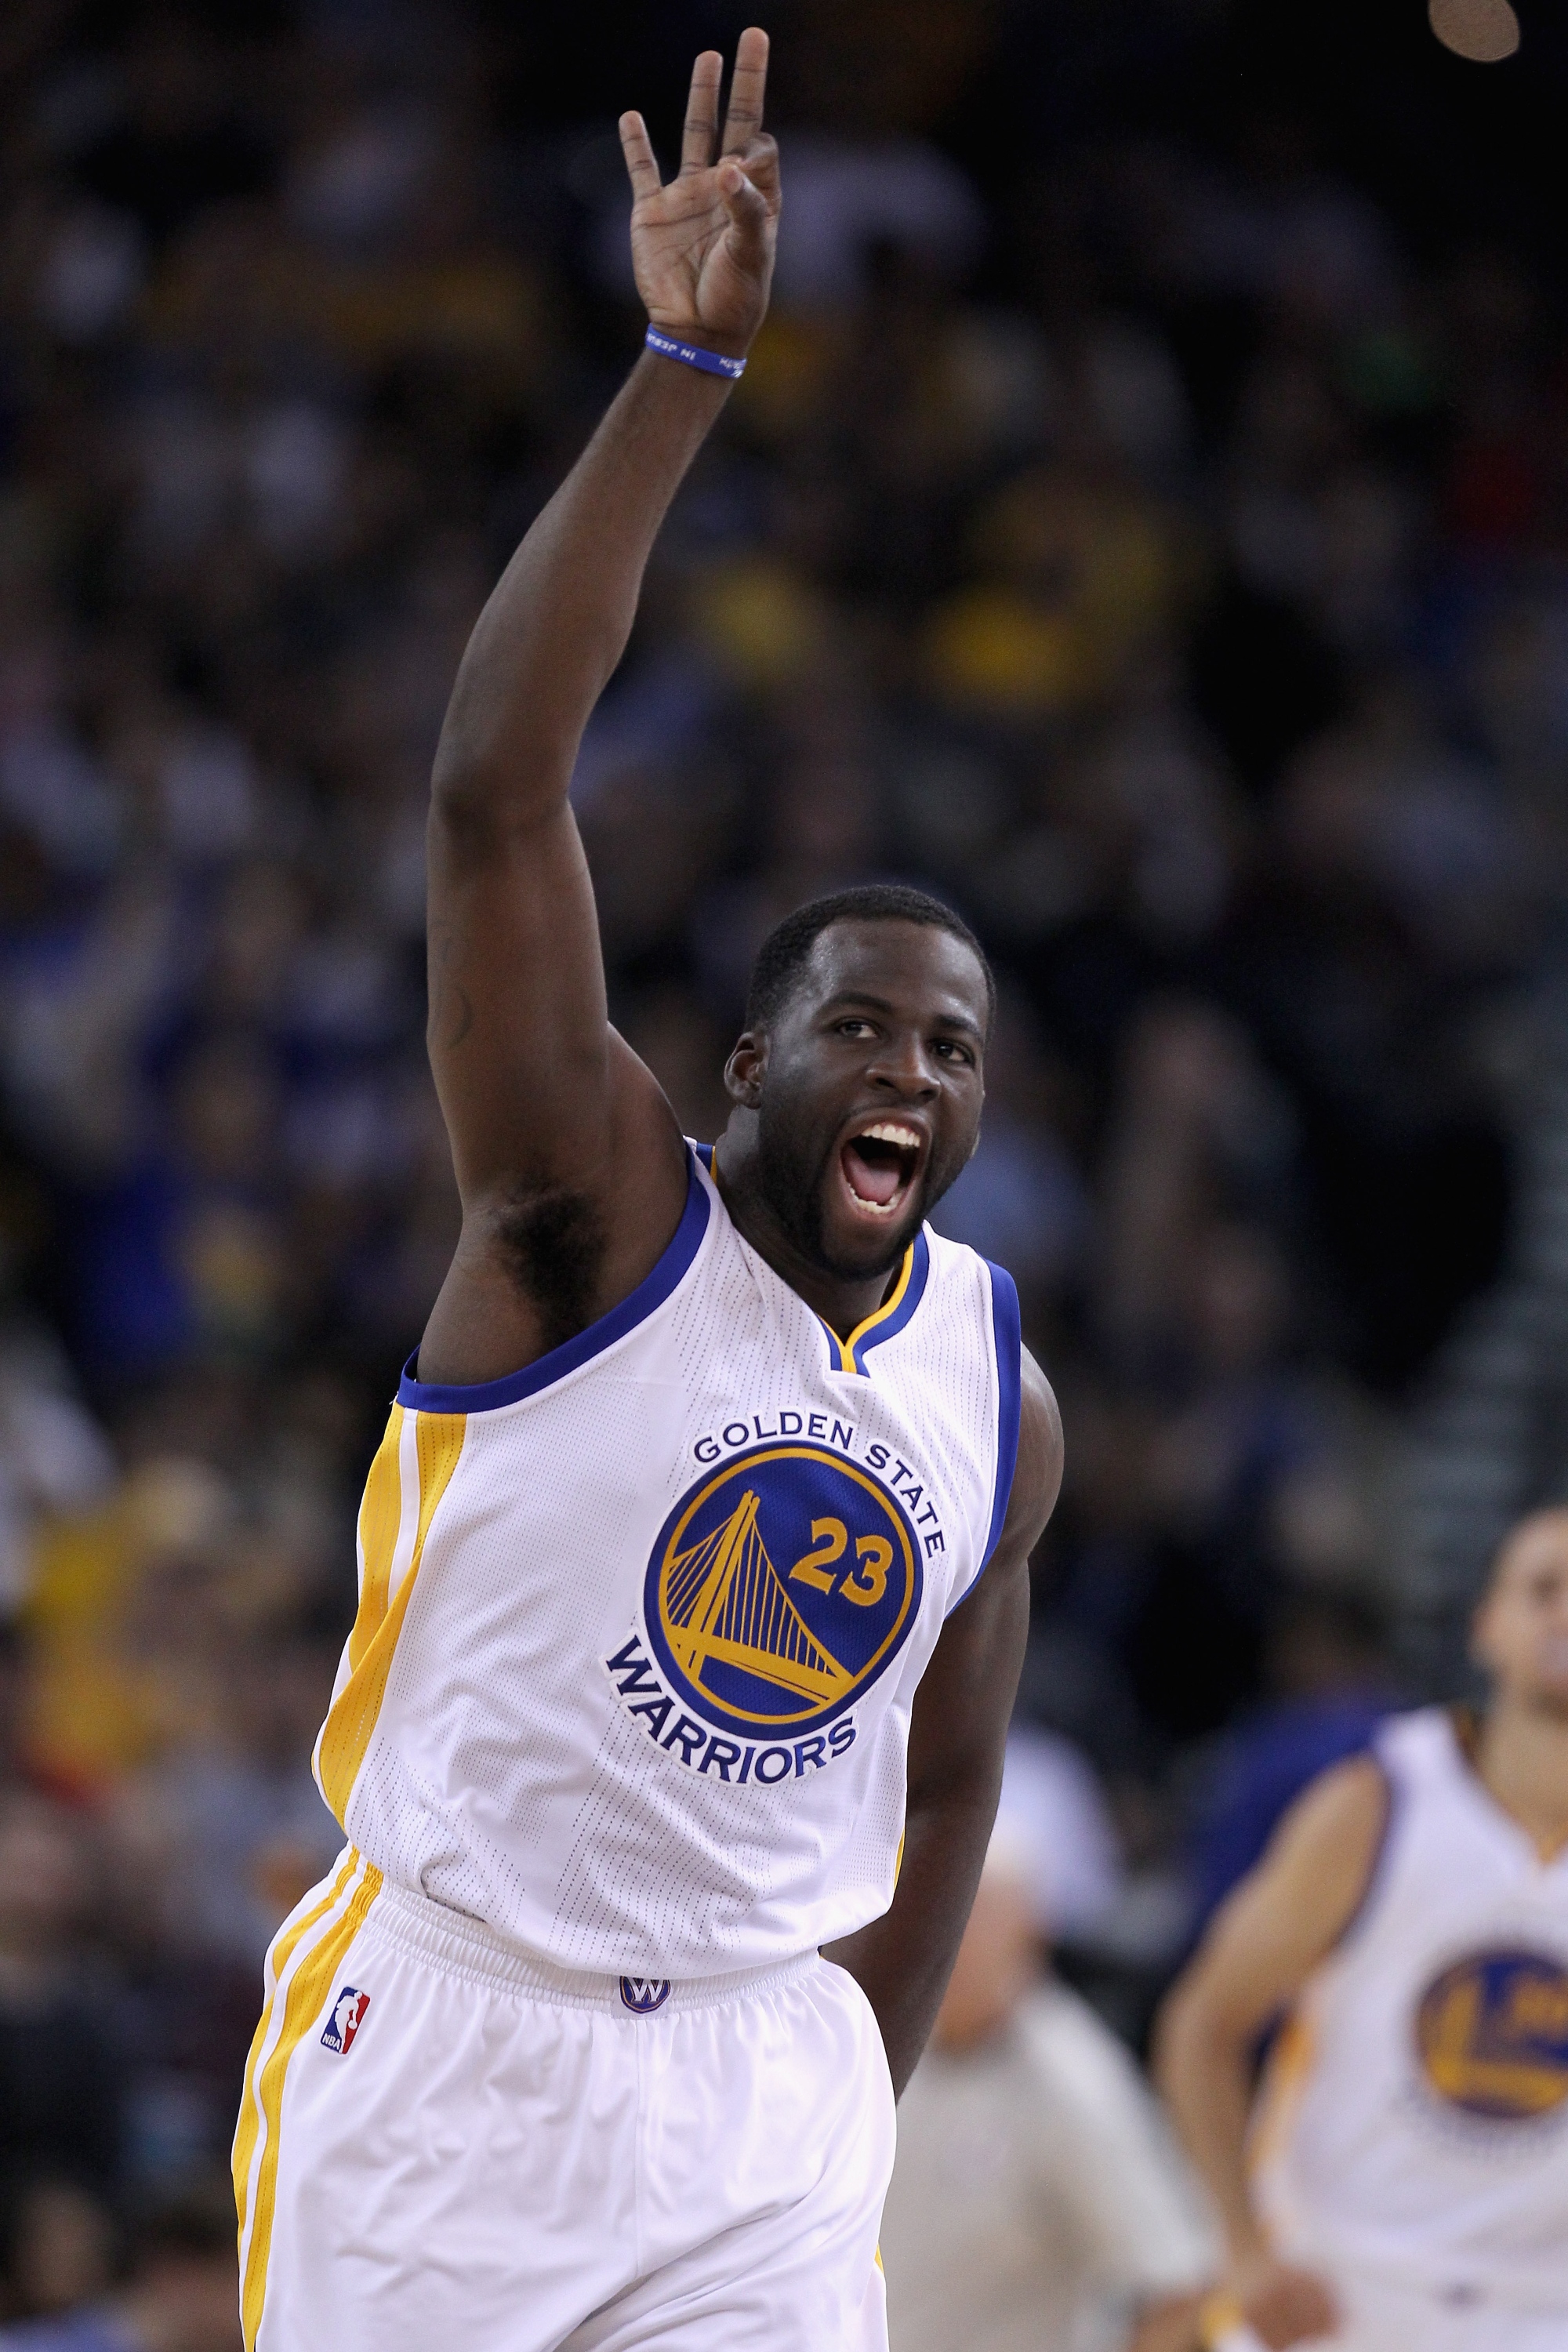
{"left": 867, "top": 1031, "right": 940, "bottom": 1101}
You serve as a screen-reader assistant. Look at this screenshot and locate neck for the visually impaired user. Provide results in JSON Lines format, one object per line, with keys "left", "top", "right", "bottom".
{"left": 1475, "top": 1697, "right": 1568, "bottom": 1859}
{"left": 713, "top": 1127, "right": 906, "bottom": 1339}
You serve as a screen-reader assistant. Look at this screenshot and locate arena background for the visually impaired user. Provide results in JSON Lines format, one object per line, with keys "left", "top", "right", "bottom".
{"left": 0, "top": 0, "right": 1564, "bottom": 2322}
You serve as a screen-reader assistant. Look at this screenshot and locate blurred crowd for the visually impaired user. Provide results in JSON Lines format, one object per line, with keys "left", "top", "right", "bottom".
{"left": 1, "top": 0, "right": 1566, "bottom": 2338}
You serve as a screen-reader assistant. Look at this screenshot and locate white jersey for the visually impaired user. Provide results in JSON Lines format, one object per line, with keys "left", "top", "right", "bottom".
{"left": 1253, "top": 1707, "right": 1568, "bottom": 2313}
{"left": 311, "top": 1148, "right": 1021, "bottom": 1978}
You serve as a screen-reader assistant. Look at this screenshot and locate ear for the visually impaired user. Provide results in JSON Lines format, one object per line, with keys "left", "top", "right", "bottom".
{"left": 724, "top": 1029, "right": 767, "bottom": 1108}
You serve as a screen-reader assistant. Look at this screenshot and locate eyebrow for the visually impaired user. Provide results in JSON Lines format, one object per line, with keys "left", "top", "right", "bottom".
{"left": 822, "top": 990, "right": 985, "bottom": 1041}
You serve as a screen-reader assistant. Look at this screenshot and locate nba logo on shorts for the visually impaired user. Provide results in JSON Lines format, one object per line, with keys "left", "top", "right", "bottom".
{"left": 619, "top": 1976, "right": 672, "bottom": 2015}
{"left": 321, "top": 1986, "right": 371, "bottom": 2053}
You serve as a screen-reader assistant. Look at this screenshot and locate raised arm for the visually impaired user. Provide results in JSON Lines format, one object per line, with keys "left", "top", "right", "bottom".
{"left": 418, "top": 33, "right": 780, "bottom": 1386}
{"left": 1154, "top": 1757, "right": 1388, "bottom": 2350}
{"left": 825, "top": 1349, "right": 1062, "bottom": 2093}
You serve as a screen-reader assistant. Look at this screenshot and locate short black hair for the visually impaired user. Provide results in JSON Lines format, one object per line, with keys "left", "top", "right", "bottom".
{"left": 743, "top": 884, "right": 996, "bottom": 1033}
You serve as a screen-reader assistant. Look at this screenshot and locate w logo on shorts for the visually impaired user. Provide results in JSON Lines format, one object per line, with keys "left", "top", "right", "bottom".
{"left": 619, "top": 1976, "right": 671, "bottom": 2015}
{"left": 321, "top": 1986, "right": 371, "bottom": 2052}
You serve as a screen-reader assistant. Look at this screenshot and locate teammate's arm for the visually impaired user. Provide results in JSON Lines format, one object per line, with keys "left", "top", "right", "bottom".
{"left": 417, "top": 34, "right": 779, "bottom": 1386}
{"left": 1152, "top": 1757, "right": 1389, "bottom": 2352}
{"left": 824, "top": 1349, "right": 1062, "bottom": 2096}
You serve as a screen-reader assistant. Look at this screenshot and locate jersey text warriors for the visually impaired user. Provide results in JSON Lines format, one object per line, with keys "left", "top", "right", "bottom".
{"left": 312, "top": 1147, "right": 1020, "bottom": 1977}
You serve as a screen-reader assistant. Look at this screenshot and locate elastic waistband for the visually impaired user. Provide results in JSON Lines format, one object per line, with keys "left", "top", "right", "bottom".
{"left": 363, "top": 1877, "right": 822, "bottom": 2014}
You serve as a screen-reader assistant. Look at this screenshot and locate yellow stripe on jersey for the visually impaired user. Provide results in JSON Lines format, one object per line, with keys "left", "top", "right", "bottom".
{"left": 316, "top": 1407, "right": 466, "bottom": 1826}
{"left": 238, "top": 1857, "right": 383, "bottom": 2351}
{"left": 348, "top": 1406, "right": 405, "bottom": 1672}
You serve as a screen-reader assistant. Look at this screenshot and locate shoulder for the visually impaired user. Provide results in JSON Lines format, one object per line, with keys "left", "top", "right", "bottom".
{"left": 1373, "top": 1702, "right": 1457, "bottom": 1778}
{"left": 915, "top": 1236, "right": 1059, "bottom": 1535}
{"left": 1213, "top": 1750, "right": 1388, "bottom": 1961}
{"left": 1267, "top": 1751, "right": 1388, "bottom": 1877}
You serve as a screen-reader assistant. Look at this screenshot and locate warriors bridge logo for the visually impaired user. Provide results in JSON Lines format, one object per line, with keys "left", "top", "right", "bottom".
{"left": 634, "top": 1443, "right": 922, "bottom": 1751}
{"left": 1416, "top": 1948, "right": 1568, "bottom": 2122}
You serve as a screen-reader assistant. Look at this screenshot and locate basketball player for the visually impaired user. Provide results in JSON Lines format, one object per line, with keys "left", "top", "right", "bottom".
{"left": 231, "top": 29, "right": 1061, "bottom": 2352}
{"left": 1156, "top": 1508, "right": 1568, "bottom": 2351}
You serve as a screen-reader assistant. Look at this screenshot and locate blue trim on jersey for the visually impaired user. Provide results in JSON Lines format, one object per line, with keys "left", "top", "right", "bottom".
{"left": 980, "top": 1260, "right": 1022, "bottom": 1567}
{"left": 398, "top": 1152, "right": 710, "bottom": 1414}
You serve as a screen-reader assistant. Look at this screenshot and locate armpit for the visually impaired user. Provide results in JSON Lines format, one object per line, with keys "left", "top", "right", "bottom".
{"left": 494, "top": 1183, "right": 607, "bottom": 1352}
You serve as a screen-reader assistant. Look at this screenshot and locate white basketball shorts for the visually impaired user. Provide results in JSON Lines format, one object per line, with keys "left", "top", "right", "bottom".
{"left": 1213, "top": 2265, "right": 1567, "bottom": 2352}
{"left": 233, "top": 1849, "right": 895, "bottom": 2352}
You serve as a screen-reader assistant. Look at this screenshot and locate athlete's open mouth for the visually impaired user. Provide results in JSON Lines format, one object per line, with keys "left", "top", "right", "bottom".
{"left": 839, "top": 1122, "right": 924, "bottom": 1220}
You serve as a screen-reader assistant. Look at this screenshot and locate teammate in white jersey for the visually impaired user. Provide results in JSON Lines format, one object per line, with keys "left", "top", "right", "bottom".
{"left": 231, "top": 28, "right": 1062, "bottom": 2352}
{"left": 1156, "top": 1508, "right": 1568, "bottom": 2352}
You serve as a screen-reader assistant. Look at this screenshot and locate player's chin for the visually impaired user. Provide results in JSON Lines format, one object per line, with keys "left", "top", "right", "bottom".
{"left": 818, "top": 1163, "right": 924, "bottom": 1276}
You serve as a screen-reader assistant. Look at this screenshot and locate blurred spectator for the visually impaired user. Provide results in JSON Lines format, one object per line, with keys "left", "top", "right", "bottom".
{"left": 880, "top": 1832, "right": 1215, "bottom": 2352}
{"left": 0, "top": 2176, "right": 239, "bottom": 2351}
{"left": 0, "top": 1333, "right": 113, "bottom": 1613}
{"left": 0, "top": 1793, "right": 123, "bottom": 2318}
{"left": 23, "top": 1457, "right": 241, "bottom": 1793}
{"left": 994, "top": 1724, "right": 1124, "bottom": 1944}
{"left": 929, "top": 992, "right": 1089, "bottom": 1316}
{"left": 111, "top": 1635, "right": 340, "bottom": 1971}
{"left": 0, "top": 1626, "right": 73, "bottom": 1806}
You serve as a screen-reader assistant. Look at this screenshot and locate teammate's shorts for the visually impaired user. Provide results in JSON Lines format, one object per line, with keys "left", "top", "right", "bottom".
{"left": 1210, "top": 2264, "right": 1568, "bottom": 2352}
{"left": 233, "top": 1849, "right": 895, "bottom": 2352}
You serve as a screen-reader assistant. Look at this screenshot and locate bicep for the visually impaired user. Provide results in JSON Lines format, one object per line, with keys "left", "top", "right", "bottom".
{"left": 426, "top": 796, "right": 615, "bottom": 1204}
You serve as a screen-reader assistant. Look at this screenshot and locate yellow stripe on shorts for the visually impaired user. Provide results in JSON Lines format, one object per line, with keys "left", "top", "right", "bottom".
{"left": 316, "top": 1406, "right": 465, "bottom": 1823}
{"left": 234, "top": 1854, "right": 356, "bottom": 2253}
{"left": 236, "top": 1854, "right": 383, "bottom": 2352}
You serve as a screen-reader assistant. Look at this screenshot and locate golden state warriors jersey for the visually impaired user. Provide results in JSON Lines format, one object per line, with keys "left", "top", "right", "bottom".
{"left": 1253, "top": 1708, "right": 1568, "bottom": 2311}
{"left": 312, "top": 1149, "right": 1022, "bottom": 1977}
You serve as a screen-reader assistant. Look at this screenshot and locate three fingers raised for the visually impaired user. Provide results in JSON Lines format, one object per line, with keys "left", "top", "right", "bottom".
{"left": 619, "top": 27, "right": 771, "bottom": 198}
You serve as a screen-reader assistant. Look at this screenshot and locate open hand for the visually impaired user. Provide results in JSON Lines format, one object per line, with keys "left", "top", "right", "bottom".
{"left": 619, "top": 27, "right": 779, "bottom": 361}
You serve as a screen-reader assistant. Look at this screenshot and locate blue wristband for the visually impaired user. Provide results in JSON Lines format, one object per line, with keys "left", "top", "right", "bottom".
{"left": 644, "top": 323, "right": 746, "bottom": 380}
